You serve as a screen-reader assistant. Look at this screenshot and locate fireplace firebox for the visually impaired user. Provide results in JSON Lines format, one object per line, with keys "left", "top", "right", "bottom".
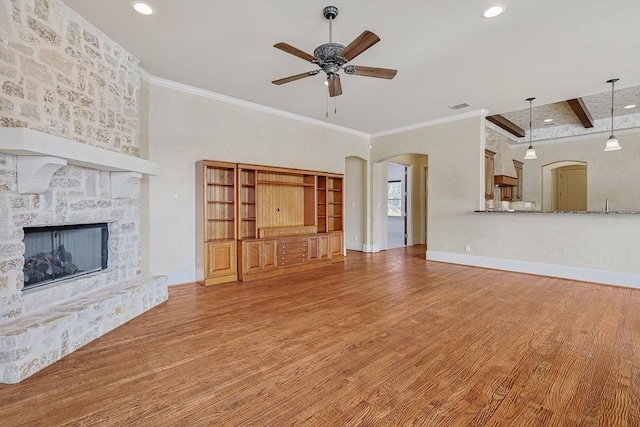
{"left": 22, "top": 223, "right": 109, "bottom": 291}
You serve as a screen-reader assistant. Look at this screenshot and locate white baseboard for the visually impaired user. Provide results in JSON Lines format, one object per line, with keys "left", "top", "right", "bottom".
{"left": 362, "top": 244, "right": 381, "bottom": 253}
{"left": 426, "top": 251, "right": 640, "bottom": 289}
{"left": 165, "top": 270, "right": 196, "bottom": 286}
{"left": 345, "top": 241, "right": 363, "bottom": 251}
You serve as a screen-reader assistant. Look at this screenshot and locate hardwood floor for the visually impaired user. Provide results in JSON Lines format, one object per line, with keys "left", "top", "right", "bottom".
{"left": 2, "top": 245, "right": 639, "bottom": 426}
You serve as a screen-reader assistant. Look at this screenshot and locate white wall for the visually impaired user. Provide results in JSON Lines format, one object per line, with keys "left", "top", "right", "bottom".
{"left": 371, "top": 115, "right": 639, "bottom": 287}
{"left": 147, "top": 82, "right": 369, "bottom": 284}
{"left": 344, "top": 157, "right": 366, "bottom": 251}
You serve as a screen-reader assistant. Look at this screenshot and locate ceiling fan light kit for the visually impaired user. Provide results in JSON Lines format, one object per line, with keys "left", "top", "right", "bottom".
{"left": 272, "top": 6, "right": 397, "bottom": 98}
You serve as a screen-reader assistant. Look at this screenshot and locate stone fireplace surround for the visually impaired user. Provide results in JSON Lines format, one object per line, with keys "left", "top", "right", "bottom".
{"left": 0, "top": 128, "right": 167, "bottom": 384}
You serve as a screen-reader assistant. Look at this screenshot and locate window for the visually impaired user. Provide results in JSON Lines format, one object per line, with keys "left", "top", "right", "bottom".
{"left": 387, "top": 180, "right": 402, "bottom": 217}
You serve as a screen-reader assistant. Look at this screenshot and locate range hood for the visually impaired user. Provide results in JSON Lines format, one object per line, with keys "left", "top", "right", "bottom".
{"left": 492, "top": 139, "right": 518, "bottom": 187}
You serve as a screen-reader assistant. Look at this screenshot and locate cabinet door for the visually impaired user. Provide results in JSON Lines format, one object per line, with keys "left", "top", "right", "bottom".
{"left": 243, "top": 240, "right": 262, "bottom": 274}
{"left": 261, "top": 239, "right": 278, "bottom": 271}
{"left": 485, "top": 150, "right": 495, "bottom": 200}
{"left": 243, "top": 239, "right": 278, "bottom": 274}
{"left": 513, "top": 161, "right": 523, "bottom": 201}
{"left": 206, "top": 241, "right": 236, "bottom": 278}
{"left": 330, "top": 231, "right": 344, "bottom": 261}
{"left": 318, "top": 234, "right": 331, "bottom": 261}
{"left": 500, "top": 185, "right": 513, "bottom": 201}
{"left": 308, "top": 235, "right": 319, "bottom": 262}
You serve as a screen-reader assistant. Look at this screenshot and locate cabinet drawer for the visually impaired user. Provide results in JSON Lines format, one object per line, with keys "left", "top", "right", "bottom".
{"left": 278, "top": 245, "right": 307, "bottom": 255}
{"left": 279, "top": 253, "right": 308, "bottom": 263}
{"left": 259, "top": 226, "right": 318, "bottom": 238}
{"left": 278, "top": 236, "right": 308, "bottom": 244}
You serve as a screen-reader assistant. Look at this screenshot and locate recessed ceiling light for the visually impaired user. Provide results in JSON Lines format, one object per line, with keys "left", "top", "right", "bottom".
{"left": 132, "top": 1, "right": 154, "bottom": 15}
{"left": 482, "top": 5, "right": 506, "bottom": 18}
{"left": 624, "top": 104, "right": 636, "bottom": 109}
{"left": 544, "top": 118, "right": 553, "bottom": 122}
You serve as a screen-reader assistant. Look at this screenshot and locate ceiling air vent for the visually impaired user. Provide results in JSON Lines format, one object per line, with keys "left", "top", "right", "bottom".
{"left": 448, "top": 102, "right": 470, "bottom": 110}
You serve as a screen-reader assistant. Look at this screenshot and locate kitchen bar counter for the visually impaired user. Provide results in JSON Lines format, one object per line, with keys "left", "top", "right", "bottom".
{"left": 475, "top": 210, "right": 640, "bottom": 215}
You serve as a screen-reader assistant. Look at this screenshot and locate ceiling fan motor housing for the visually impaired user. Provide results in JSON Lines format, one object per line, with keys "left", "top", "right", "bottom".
{"left": 323, "top": 6, "right": 338, "bottom": 20}
{"left": 314, "top": 43, "right": 347, "bottom": 67}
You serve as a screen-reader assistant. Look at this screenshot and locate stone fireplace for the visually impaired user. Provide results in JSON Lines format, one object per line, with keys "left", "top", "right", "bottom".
{"left": 0, "top": 129, "right": 167, "bottom": 384}
{"left": 0, "top": 0, "right": 168, "bottom": 383}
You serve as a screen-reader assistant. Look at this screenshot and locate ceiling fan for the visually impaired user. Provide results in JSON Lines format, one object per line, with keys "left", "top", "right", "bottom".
{"left": 272, "top": 5, "right": 397, "bottom": 97}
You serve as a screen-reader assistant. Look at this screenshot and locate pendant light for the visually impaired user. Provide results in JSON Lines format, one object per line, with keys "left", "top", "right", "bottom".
{"left": 523, "top": 97, "right": 537, "bottom": 160}
{"left": 604, "top": 78, "right": 622, "bottom": 151}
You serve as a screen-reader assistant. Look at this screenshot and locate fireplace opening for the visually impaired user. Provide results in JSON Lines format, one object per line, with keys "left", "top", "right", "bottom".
{"left": 23, "top": 223, "right": 109, "bottom": 291}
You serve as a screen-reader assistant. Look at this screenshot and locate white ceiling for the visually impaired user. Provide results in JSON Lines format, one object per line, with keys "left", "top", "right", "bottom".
{"left": 61, "top": 0, "right": 640, "bottom": 135}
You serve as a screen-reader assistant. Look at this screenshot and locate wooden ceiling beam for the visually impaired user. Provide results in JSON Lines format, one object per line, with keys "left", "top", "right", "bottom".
{"left": 566, "top": 98, "right": 594, "bottom": 128}
{"left": 486, "top": 115, "right": 525, "bottom": 138}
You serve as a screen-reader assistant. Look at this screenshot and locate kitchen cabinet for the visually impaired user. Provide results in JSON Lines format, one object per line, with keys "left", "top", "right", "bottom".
{"left": 485, "top": 150, "right": 496, "bottom": 200}
{"left": 513, "top": 160, "right": 523, "bottom": 201}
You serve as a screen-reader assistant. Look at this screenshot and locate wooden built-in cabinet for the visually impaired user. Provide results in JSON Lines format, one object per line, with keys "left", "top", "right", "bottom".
{"left": 197, "top": 161, "right": 345, "bottom": 285}
{"left": 317, "top": 174, "right": 344, "bottom": 261}
{"left": 196, "top": 161, "right": 238, "bottom": 286}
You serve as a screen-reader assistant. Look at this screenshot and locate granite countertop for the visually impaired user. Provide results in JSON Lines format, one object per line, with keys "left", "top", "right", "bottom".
{"left": 475, "top": 210, "right": 640, "bottom": 215}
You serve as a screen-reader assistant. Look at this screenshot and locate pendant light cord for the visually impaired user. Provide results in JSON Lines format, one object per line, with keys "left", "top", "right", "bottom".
{"left": 529, "top": 99, "right": 532, "bottom": 148}
{"left": 610, "top": 80, "right": 615, "bottom": 136}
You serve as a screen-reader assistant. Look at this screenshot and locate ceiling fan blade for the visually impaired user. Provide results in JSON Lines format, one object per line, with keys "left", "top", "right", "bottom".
{"left": 349, "top": 65, "right": 397, "bottom": 79}
{"left": 328, "top": 76, "right": 343, "bottom": 97}
{"left": 338, "top": 30, "right": 380, "bottom": 61}
{"left": 272, "top": 71, "right": 318, "bottom": 85}
{"left": 274, "top": 42, "right": 316, "bottom": 62}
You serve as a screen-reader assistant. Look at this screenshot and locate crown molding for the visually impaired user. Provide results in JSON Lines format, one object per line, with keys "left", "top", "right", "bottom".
{"left": 370, "top": 109, "right": 489, "bottom": 138}
{"left": 149, "top": 77, "right": 370, "bottom": 139}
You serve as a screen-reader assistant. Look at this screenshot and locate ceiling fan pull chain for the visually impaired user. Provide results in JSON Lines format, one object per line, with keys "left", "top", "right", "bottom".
{"left": 334, "top": 98, "right": 337, "bottom": 115}
{"left": 326, "top": 89, "right": 329, "bottom": 118}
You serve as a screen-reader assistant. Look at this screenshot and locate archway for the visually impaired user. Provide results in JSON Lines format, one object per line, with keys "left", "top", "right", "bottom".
{"left": 542, "top": 161, "right": 587, "bottom": 211}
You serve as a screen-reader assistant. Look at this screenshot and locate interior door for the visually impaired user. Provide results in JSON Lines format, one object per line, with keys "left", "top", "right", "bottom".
{"left": 557, "top": 165, "right": 587, "bottom": 211}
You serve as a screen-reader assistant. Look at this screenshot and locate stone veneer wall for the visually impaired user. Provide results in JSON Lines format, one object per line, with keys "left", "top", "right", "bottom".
{"left": 0, "top": 0, "right": 141, "bottom": 152}
{"left": 0, "top": 0, "right": 167, "bottom": 383}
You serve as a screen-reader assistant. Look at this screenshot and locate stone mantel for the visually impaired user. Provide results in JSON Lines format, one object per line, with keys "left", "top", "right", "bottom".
{"left": 0, "top": 128, "right": 158, "bottom": 195}
{"left": 0, "top": 128, "right": 159, "bottom": 175}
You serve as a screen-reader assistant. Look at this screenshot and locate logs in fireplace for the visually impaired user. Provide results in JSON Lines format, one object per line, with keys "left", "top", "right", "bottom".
{"left": 24, "top": 244, "right": 79, "bottom": 285}
{"left": 22, "top": 223, "right": 108, "bottom": 290}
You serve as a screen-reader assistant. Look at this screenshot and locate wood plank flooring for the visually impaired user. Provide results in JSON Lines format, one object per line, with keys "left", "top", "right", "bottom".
{"left": 2, "top": 245, "right": 639, "bottom": 426}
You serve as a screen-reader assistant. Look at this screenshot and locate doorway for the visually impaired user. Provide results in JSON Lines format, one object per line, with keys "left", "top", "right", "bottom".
{"left": 542, "top": 161, "right": 587, "bottom": 211}
{"left": 387, "top": 162, "right": 408, "bottom": 248}
{"left": 556, "top": 165, "right": 587, "bottom": 211}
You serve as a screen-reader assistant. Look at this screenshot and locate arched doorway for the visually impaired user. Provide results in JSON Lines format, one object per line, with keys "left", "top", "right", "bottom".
{"left": 542, "top": 161, "right": 587, "bottom": 211}
{"left": 379, "top": 154, "right": 428, "bottom": 250}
